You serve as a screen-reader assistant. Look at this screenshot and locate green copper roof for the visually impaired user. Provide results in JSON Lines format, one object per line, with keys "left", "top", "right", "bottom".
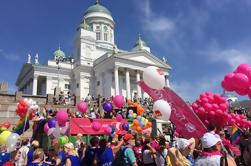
{"left": 85, "top": 3, "right": 111, "bottom": 16}
{"left": 134, "top": 36, "right": 147, "bottom": 48}
{"left": 53, "top": 48, "right": 65, "bottom": 59}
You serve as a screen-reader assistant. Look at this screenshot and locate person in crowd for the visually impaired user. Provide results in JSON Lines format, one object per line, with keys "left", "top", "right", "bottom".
{"left": 46, "top": 148, "right": 58, "bottom": 166}
{"left": 155, "top": 137, "right": 169, "bottom": 166}
{"left": 94, "top": 138, "right": 114, "bottom": 166}
{"left": 53, "top": 143, "right": 66, "bottom": 166}
{"left": 27, "top": 140, "right": 40, "bottom": 165}
{"left": 195, "top": 132, "right": 236, "bottom": 166}
{"left": 142, "top": 137, "right": 157, "bottom": 166}
{"left": 27, "top": 148, "right": 47, "bottom": 166}
{"left": 17, "top": 138, "right": 30, "bottom": 166}
{"left": 133, "top": 138, "right": 143, "bottom": 166}
{"left": 0, "top": 145, "right": 11, "bottom": 166}
{"left": 238, "top": 131, "right": 250, "bottom": 165}
{"left": 75, "top": 134, "right": 83, "bottom": 152}
{"left": 64, "top": 142, "right": 80, "bottom": 166}
{"left": 82, "top": 136, "right": 99, "bottom": 166}
{"left": 119, "top": 133, "right": 138, "bottom": 166}
{"left": 168, "top": 137, "right": 195, "bottom": 166}
{"left": 3, "top": 150, "right": 21, "bottom": 166}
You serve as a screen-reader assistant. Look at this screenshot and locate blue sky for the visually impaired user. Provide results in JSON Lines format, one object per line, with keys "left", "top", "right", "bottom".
{"left": 1, "top": 0, "right": 251, "bottom": 102}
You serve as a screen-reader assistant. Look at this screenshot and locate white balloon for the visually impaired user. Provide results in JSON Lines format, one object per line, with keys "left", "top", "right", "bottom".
{"left": 143, "top": 66, "right": 165, "bottom": 90}
{"left": 6, "top": 133, "right": 20, "bottom": 152}
{"left": 153, "top": 99, "right": 172, "bottom": 121}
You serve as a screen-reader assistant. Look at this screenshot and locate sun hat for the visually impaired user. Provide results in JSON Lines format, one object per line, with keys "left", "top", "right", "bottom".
{"left": 201, "top": 132, "right": 222, "bottom": 148}
{"left": 176, "top": 138, "right": 189, "bottom": 150}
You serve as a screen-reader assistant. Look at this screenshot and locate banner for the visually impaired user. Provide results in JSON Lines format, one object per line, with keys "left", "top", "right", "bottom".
{"left": 139, "top": 81, "right": 206, "bottom": 139}
{"left": 70, "top": 118, "right": 128, "bottom": 135}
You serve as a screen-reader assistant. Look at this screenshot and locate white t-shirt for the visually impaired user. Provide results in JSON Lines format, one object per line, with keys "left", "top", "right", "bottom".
{"left": 156, "top": 149, "right": 168, "bottom": 166}
{"left": 143, "top": 149, "right": 155, "bottom": 164}
{"left": 195, "top": 155, "right": 221, "bottom": 166}
{"left": 18, "top": 146, "right": 29, "bottom": 165}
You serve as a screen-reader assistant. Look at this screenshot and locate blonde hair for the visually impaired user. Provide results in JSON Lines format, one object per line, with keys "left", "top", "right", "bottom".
{"left": 64, "top": 142, "right": 78, "bottom": 156}
{"left": 33, "top": 148, "right": 44, "bottom": 160}
{"left": 174, "top": 149, "right": 191, "bottom": 166}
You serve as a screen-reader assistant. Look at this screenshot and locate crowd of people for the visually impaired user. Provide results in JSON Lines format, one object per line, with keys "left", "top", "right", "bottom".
{"left": 1, "top": 122, "right": 251, "bottom": 166}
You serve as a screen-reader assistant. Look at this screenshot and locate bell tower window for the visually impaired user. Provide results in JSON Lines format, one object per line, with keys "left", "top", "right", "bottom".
{"left": 103, "top": 26, "right": 108, "bottom": 41}
{"left": 104, "top": 33, "right": 108, "bottom": 41}
{"left": 96, "top": 32, "right": 101, "bottom": 40}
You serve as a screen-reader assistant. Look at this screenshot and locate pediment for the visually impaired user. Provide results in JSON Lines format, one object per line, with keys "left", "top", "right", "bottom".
{"left": 115, "top": 50, "right": 171, "bottom": 69}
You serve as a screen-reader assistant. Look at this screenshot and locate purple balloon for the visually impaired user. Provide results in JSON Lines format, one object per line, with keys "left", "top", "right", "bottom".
{"left": 103, "top": 102, "right": 113, "bottom": 112}
{"left": 48, "top": 119, "right": 56, "bottom": 128}
{"left": 122, "top": 123, "right": 129, "bottom": 131}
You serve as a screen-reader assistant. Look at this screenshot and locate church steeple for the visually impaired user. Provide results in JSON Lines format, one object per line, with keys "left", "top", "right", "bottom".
{"left": 132, "top": 34, "right": 151, "bottom": 53}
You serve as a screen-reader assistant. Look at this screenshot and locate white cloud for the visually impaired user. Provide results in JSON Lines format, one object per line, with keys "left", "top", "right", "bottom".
{"left": 138, "top": 0, "right": 175, "bottom": 40}
{"left": 0, "top": 49, "right": 21, "bottom": 62}
{"left": 171, "top": 75, "right": 223, "bottom": 102}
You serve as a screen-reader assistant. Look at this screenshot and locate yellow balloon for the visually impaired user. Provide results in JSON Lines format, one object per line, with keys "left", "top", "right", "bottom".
{"left": 0, "top": 130, "right": 11, "bottom": 144}
{"left": 132, "top": 113, "right": 137, "bottom": 119}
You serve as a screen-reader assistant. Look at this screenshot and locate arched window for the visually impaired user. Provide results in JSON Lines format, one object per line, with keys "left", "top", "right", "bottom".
{"left": 96, "top": 25, "right": 101, "bottom": 40}
{"left": 103, "top": 26, "right": 108, "bottom": 41}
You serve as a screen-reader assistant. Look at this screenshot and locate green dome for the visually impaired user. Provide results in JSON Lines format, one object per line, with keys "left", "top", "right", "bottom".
{"left": 85, "top": 3, "right": 111, "bottom": 16}
{"left": 53, "top": 48, "right": 65, "bottom": 60}
{"left": 134, "top": 36, "right": 147, "bottom": 47}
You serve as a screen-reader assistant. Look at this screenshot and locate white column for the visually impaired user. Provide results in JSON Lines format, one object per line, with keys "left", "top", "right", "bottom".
{"left": 165, "top": 74, "right": 170, "bottom": 87}
{"left": 136, "top": 70, "right": 142, "bottom": 98}
{"left": 32, "top": 75, "right": 38, "bottom": 95}
{"left": 114, "top": 66, "right": 119, "bottom": 95}
{"left": 126, "top": 69, "right": 131, "bottom": 99}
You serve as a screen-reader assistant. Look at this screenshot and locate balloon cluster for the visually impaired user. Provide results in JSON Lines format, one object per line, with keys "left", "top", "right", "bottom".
{"left": 227, "top": 113, "right": 251, "bottom": 129}
{"left": 16, "top": 98, "right": 38, "bottom": 119}
{"left": 192, "top": 92, "right": 229, "bottom": 128}
{"left": 44, "top": 109, "right": 69, "bottom": 139}
{"left": 127, "top": 100, "right": 144, "bottom": 115}
{"left": 221, "top": 64, "right": 251, "bottom": 97}
{"left": 131, "top": 116, "right": 152, "bottom": 134}
{"left": 192, "top": 92, "right": 251, "bottom": 129}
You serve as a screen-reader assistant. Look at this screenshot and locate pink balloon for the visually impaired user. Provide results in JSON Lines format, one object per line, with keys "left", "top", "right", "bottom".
{"left": 232, "top": 73, "right": 249, "bottom": 90}
{"left": 192, "top": 103, "right": 199, "bottom": 110}
{"left": 219, "top": 103, "right": 228, "bottom": 111}
{"left": 44, "top": 123, "right": 49, "bottom": 134}
{"left": 116, "top": 114, "right": 123, "bottom": 122}
{"left": 235, "top": 88, "right": 248, "bottom": 96}
{"left": 235, "top": 64, "right": 251, "bottom": 74}
{"left": 201, "top": 97, "right": 209, "bottom": 103}
{"left": 92, "top": 121, "right": 102, "bottom": 131}
{"left": 212, "top": 104, "right": 219, "bottom": 110}
{"left": 209, "top": 111, "right": 215, "bottom": 116}
{"left": 104, "top": 126, "right": 112, "bottom": 135}
{"left": 205, "top": 103, "right": 213, "bottom": 111}
{"left": 56, "top": 110, "right": 68, "bottom": 127}
{"left": 113, "top": 95, "right": 124, "bottom": 108}
{"left": 198, "top": 107, "right": 205, "bottom": 113}
{"left": 77, "top": 101, "right": 88, "bottom": 113}
{"left": 223, "top": 73, "right": 235, "bottom": 91}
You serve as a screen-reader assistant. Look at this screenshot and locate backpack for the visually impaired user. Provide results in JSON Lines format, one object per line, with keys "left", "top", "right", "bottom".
{"left": 113, "top": 147, "right": 130, "bottom": 166}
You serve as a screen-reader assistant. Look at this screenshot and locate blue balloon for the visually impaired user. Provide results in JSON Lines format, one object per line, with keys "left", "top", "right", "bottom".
{"left": 128, "top": 114, "right": 133, "bottom": 119}
{"left": 140, "top": 121, "right": 145, "bottom": 127}
{"left": 136, "top": 116, "right": 142, "bottom": 121}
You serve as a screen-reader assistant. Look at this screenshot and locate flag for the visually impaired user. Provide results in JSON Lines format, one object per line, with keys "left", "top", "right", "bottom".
{"left": 230, "top": 126, "right": 242, "bottom": 144}
{"left": 139, "top": 81, "right": 207, "bottom": 139}
{"left": 13, "top": 115, "right": 30, "bottom": 135}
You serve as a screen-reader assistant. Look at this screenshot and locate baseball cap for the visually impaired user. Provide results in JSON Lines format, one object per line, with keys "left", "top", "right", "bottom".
{"left": 123, "top": 134, "right": 134, "bottom": 141}
{"left": 176, "top": 138, "right": 189, "bottom": 150}
{"left": 201, "top": 132, "right": 222, "bottom": 149}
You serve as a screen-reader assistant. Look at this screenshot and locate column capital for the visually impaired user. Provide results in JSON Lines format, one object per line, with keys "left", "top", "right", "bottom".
{"left": 114, "top": 65, "right": 119, "bottom": 70}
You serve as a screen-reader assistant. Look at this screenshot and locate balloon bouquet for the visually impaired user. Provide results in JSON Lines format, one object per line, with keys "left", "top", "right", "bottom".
{"left": 44, "top": 109, "right": 69, "bottom": 144}
{"left": 192, "top": 91, "right": 251, "bottom": 130}
{"left": 221, "top": 64, "right": 251, "bottom": 97}
{"left": 0, "top": 98, "right": 38, "bottom": 152}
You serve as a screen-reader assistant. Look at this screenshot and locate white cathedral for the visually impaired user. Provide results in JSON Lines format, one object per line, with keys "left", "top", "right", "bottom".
{"left": 16, "top": 1, "right": 171, "bottom": 100}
